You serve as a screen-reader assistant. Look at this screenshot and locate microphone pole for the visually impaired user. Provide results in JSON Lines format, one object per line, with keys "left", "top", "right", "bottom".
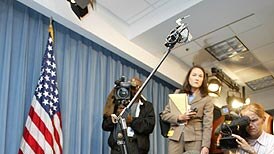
{"left": 113, "top": 16, "right": 192, "bottom": 154}
{"left": 119, "top": 15, "right": 191, "bottom": 116}
{"left": 115, "top": 48, "right": 174, "bottom": 154}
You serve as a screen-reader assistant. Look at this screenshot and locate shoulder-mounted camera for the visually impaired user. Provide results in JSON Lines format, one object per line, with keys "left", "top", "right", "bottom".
{"left": 114, "top": 76, "right": 132, "bottom": 101}
{"left": 219, "top": 116, "right": 250, "bottom": 149}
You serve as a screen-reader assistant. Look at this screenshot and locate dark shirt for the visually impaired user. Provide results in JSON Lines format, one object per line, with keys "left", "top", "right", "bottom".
{"left": 102, "top": 99, "right": 155, "bottom": 154}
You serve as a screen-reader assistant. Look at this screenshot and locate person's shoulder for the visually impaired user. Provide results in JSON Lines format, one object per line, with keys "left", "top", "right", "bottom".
{"left": 263, "top": 131, "right": 274, "bottom": 139}
{"left": 204, "top": 95, "right": 217, "bottom": 102}
{"left": 257, "top": 131, "right": 274, "bottom": 150}
{"left": 201, "top": 95, "right": 215, "bottom": 107}
{"left": 201, "top": 95, "right": 212, "bottom": 101}
{"left": 143, "top": 100, "right": 153, "bottom": 105}
{"left": 259, "top": 131, "right": 274, "bottom": 145}
{"left": 141, "top": 100, "right": 154, "bottom": 108}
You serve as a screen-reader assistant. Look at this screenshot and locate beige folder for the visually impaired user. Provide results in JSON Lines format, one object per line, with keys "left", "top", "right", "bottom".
{"left": 168, "top": 93, "right": 190, "bottom": 114}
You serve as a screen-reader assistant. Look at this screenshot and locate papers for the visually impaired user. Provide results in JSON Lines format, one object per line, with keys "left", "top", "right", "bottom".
{"left": 168, "top": 93, "right": 190, "bottom": 114}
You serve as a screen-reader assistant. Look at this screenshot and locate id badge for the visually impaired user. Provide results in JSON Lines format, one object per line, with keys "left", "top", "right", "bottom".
{"left": 127, "top": 127, "right": 135, "bottom": 137}
{"left": 167, "top": 129, "right": 174, "bottom": 137}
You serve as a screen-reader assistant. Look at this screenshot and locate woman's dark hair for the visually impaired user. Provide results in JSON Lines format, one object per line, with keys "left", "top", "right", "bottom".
{"left": 181, "top": 65, "right": 208, "bottom": 97}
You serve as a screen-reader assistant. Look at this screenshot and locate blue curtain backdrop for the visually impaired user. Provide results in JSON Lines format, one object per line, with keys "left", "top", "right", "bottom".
{"left": 0, "top": 0, "right": 178, "bottom": 153}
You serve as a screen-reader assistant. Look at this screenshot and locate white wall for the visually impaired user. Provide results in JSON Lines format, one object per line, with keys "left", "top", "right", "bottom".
{"left": 212, "top": 85, "right": 274, "bottom": 111}
{"left": 248, "top": 87, "right": 274, "bottom": 110}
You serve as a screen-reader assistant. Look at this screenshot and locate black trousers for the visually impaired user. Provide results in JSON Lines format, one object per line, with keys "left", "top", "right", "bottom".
{"left": 111, "top": 138, "right": 147, "bottom": 154}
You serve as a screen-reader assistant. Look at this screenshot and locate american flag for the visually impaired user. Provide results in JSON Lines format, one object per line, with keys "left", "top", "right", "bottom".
{"left": 19, "top": 30, "right": 63, "bottom": 154}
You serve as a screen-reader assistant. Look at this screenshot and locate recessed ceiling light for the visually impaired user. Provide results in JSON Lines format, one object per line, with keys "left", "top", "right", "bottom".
{"left": 205, "top": 36, "right": 248, "bottom": 61}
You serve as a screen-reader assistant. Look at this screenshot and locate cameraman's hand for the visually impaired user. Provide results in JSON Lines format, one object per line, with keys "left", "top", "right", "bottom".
{"left": 200, "top": 146, "right": 209, "bottom": 154}
{"left": 216, "top": 134, "right": 222, "bottom": 147}
{"left": 126, "top": 115, "right": 133, "bottom": 125}
{"left": 232, "top": 134, "right": 256, "bottom": 154}
{"left": 116, "top": 105, "right": 125, "bottom": 115}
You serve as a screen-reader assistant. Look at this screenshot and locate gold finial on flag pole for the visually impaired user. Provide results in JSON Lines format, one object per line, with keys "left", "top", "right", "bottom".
{"left": 48, "top": 16, "right": 54, "bottom": 41}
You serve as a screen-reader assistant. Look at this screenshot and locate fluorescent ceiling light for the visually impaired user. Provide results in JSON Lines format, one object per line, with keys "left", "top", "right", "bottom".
{"left": 246, "top": 75, "right": 274, "bottom": 91}
{"left": 205, "top": 36, "right": 248, "bottom": 61}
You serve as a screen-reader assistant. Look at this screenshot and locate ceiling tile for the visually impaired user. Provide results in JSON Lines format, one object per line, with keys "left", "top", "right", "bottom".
{"left": 238, "top": 24, "right": 274, "bottom": 50}
{"left": 220, "top": 52, "right": 261, "bottom": 72}
{"left": 152, "top": 0, "right": 169, "bottom": 7}
{"left": 252, "top": 42, "right": 274, "bottom": 63}
{"left": 145, "top": 0, "right": 161, "bottom": 4}
{"left": 264, "top": 61, "right": 274, "bottom": 75}
{"left": 171, "top": 41, "right": 201, "bottom": 58}
{"left": 235, "top": 64, "right": 270, "bottom": 82}
{"left": 179, "top": 50, "right": 216, "bottom": 67}
{"left": 229, "top": 14, "right": 261, "bottom": 34}
{"left": 178, "top": 53, "right": 194, "bottom": 66}
{"left": 98, "top": 0, "right": 150, "bottom": 21}
{"left": 127, "top": 7, "right": 154, "bottom": 24}
{"left": 195, "top": 27, "right": 235, "bottom": 48}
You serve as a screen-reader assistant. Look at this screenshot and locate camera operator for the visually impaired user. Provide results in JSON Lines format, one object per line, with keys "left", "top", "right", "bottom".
{"left": 102, "top": 77, "right": 155, "bottom": 154}
{"left": 217, "top": 103, "right": 274, "bottom": 154}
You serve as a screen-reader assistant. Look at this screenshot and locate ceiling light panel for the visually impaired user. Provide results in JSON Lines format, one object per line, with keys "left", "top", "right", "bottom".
{"left": 246, "top": 75, "right": 274, "bottom": 91}
{"left": 205, "top": 36, "right": 248, "bottom": 61}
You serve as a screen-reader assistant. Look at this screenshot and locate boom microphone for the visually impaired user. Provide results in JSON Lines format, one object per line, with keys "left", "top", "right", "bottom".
{"left": 165, "top": 15, "right": 192, "bottom": 48}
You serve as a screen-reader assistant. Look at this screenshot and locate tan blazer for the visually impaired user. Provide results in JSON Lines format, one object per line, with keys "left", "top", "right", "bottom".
{"left": 161, "top": 89, "right": 215, "bottom": 148}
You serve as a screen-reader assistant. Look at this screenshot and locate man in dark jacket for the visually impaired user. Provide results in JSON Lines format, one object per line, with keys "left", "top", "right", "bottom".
{"left": 102, "top": 77, "right": 155, "bottom": 154}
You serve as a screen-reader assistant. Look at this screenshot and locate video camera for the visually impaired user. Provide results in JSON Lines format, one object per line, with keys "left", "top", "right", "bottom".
{"left": 219, "top": 115, "right": 250, "bottom": 149}
{"left": 113, "top": 76, "right": 132, "bottom": 106}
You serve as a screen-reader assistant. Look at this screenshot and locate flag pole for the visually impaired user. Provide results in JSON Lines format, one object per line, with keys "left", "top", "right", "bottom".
{"left": 48, "top": 16, "right": 54, "bottom": 41}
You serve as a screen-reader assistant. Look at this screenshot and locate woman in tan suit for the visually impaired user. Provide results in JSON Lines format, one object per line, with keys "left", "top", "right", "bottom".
{"left": 161, "top": 65, "right": 215, "bottom": 154}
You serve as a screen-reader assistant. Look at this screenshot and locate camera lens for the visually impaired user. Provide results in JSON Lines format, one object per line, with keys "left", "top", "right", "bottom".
{"left": 116, "top": 87, "right": 130, "bottom": 99}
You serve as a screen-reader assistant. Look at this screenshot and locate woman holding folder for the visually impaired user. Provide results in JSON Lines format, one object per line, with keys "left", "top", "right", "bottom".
{"left": 161, "top": 65, "right": 215, "bottom": 154}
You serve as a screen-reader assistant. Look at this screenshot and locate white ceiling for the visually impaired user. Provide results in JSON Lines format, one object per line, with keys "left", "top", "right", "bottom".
{"left": 94, "top": 0, "right": 274, "bottom": 95}
{"left": 18, "top": 0, "right": 274, "bottom": 109}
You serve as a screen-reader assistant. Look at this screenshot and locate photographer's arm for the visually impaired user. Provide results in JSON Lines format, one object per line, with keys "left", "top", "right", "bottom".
{"left": 232, "top": 134, "right": 257, "bottom": 154}
{"left": 102, "top": 89, "right": 117, "bottom": 131}
{"left": 102, "top": 104, "right": 130, "bottom": 131}
{"left": 102, "top": 115, "right": 115, "bottom": 131}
